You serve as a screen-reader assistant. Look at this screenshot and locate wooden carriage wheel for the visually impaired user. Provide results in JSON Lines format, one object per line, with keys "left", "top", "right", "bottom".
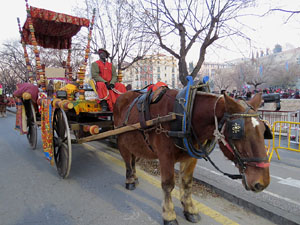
{"left": 26, "top": 100, "right": 37, "bottom": 150}
{"left": 53, "top": 108, "right": 72, "bottom": 178}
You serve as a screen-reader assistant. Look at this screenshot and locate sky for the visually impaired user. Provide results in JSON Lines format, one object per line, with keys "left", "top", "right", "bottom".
{"left": 1, "top": 0, "right": 300, "bottom": 63}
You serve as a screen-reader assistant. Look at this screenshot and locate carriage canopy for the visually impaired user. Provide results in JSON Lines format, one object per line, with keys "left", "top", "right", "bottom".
{"left": 22, "top": 7, "right": 90, "bottom": 49}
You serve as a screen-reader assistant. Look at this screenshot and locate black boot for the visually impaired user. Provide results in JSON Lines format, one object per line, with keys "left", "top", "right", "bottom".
{"left": 100, "top": 100, "right": 108, "bottom": 111}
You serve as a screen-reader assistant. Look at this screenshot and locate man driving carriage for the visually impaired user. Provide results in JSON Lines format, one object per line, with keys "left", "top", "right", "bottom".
{"left": 91, "top": 48, "right": 126, "bottom": 111}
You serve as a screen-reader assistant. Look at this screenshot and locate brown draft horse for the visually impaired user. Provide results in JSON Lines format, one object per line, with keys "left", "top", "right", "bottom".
{"left": 113, "top": 89, "right": 270, "bottom": 225}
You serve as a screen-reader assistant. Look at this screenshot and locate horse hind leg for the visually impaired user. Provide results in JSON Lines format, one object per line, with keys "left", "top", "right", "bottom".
{"left": 131, "top": 154, "right": 139, "bottom": 186}
{"left": 179, "top": 158, "right": 201, "bottom": 223}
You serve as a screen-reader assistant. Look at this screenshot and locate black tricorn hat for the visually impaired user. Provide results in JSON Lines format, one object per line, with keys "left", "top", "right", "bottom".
{"left": 97, "top": 48, "right": 110, "bottom": 57}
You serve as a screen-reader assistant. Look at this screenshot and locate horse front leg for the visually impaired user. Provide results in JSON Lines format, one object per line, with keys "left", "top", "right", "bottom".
{"left": 119, "top": 141, "right": 138, "bottom": 190}
{"left": 160, "top": 159, "right": 178, "bottom": 225}
{"left": 179, "top": 158, "right": 201, "bottom": 223}
{"left": 124, "top": 154, "right": 139, "bottom": 190}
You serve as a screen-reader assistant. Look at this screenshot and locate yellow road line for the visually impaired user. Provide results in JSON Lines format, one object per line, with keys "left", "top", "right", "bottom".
{"left": 83, "top": 143, "right": 239, "bottom": 225}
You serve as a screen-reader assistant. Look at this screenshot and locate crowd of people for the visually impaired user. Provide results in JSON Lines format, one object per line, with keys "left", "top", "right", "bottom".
{"left": 221, "top": 87, "right": 300, "bottom": 100}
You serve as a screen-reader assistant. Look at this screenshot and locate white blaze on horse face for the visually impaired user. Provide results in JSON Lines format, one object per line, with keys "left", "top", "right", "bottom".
{"left": 251, "top": 117, "right": 259, "bottom": 128}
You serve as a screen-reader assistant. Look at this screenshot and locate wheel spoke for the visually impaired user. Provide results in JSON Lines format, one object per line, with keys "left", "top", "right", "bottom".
{"left": 52, "top": 108, "right": 72, "bottom": 178}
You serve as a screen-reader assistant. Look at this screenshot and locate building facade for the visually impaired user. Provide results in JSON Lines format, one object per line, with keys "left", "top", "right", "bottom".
{"left": 122, "top": 54, "right": 179, "bottom": 89}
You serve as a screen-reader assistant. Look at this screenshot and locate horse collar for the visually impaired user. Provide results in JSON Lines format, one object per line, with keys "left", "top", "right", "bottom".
{"left": 169, "top": 76, "right": 213, "bottom": 159}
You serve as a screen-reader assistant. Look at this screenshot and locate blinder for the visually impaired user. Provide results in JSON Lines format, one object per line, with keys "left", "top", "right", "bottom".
{"left": 226, "top": 118, "right": 245, "bottom": 139}
{"left": 263, "top": 122, "right": 273, "bottom": 139}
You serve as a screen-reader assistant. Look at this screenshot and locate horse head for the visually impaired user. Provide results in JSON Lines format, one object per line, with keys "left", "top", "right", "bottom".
{"left": 219, "top": 93, "right": 270, "bottom": 192}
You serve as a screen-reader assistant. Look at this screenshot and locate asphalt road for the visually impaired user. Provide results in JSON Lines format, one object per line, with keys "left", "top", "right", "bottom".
{"left": 0, "top": 110, "right": 275, "bottom": 225}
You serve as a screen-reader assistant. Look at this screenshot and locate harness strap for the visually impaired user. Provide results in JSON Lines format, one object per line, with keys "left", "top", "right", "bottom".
{"left": 206, "top": 156, "right": 242, "bottom": 179}
{"left": 123, "top": 97, "right": 139, "bottom": 126}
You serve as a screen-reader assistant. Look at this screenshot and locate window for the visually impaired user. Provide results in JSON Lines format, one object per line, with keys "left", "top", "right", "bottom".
{"left": 172, "top": 80, "right": 175, "bottom": 88}
{"left": 145, "top": 81, "right": 148, "bottom": 85}
{"left": 172, "top": 67, "right": 175, "bottom": 72}
{"left": 157, "top": 67, "right": 160, "bottom": 72}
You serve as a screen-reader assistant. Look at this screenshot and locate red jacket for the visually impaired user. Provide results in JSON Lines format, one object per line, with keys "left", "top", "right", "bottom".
{"left": 95, "top": 60, "right": 112, "bottom": 82}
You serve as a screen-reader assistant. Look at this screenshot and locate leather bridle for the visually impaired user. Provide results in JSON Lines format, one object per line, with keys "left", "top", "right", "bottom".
{"left": 211, "top": 95, "right": 270, "bottom": 182}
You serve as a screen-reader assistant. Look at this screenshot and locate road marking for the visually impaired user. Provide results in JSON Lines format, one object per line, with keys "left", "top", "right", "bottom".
{"left": 83, "top": 143, "right": 239, "bottom": 225}
{"left": 262, "top": 190, "right": 300, "bottom": 207}
{"left": 278, "top": 177, "right": 300, "bottom": 188}
{"left": 196, "top": 164, "right": 300, "bottom": 207}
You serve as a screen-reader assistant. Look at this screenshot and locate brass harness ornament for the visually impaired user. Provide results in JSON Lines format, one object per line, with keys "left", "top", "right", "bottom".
{"left": 232, "top": 122, "right": 241, "bottom": 134}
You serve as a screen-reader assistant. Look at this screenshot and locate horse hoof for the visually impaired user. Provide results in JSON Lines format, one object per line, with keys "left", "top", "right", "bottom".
{"left": 125, "top": 183, "right": 136, "bottom": 190}
{"left": 163, "top": 219, "right": 178, "bottom": 225}
{"left": 184, "top": 212, "right": 201, "bottom": 223}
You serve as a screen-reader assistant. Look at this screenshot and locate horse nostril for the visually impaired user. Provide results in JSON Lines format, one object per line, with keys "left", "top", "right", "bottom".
{"left": 254, "top": 183, "right": 264, "bottom": 192}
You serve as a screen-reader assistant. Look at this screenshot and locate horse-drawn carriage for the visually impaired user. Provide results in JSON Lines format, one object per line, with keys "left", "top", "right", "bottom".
{"left": 16, "top": 0, "right": 178, "bottom": 179}
{"left": 16, "top": 1, "right": 273, "bottom": 224}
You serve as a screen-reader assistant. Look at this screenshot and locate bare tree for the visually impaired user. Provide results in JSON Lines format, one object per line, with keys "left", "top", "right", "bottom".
{"left": 213, "top": 68, "right": 235, "bottom": 92}
{"left": 0, "top": 41, "right": 28, "bottom": 82}
{"left": 268, "top": 8, "right": 300, "bottom": 23}
{"left": 268, "top": 62, "right": 299, "bottom": 88}
{"left": 0, "top": 39, "right": 88, "bottom": 91}
{"left": 234, "top": 55, "right": 279, "bottom": 90}
{"left": 74, "top": 0, "right": 155, "bottom": 72}
{"left": 134, "top": 0, "right": 255, "bottom": 85}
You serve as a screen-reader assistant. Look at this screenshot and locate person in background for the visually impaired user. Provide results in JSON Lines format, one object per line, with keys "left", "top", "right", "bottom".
{"left": 246, "top": 91, "right": 252, "bottom": 100}
{"left": 91, "top": 48, "right": 126, "bottom": 111}
{"left": 0, "top": 94, "right": 7, "bottom": 117}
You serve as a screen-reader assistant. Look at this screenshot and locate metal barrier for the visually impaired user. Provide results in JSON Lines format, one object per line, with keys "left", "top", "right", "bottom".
{"left": 259, "top": 110, "right": 300, "bottom": 161}
{"left": 268, "top": 121, "right": 300, "bottom": 161}
{"left": 259, "top": 110, "right": 300, "bottom": 132}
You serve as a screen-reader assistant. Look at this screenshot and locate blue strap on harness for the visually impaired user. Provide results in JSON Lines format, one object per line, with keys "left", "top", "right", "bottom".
{"left": 182, "top": 76, "right": 204, "bottom": 158}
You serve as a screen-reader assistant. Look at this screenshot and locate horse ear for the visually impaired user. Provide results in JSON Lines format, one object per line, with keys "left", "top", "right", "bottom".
{"left": 248, "top": 92, "right": 262, "bottom": 111}
{"left": 224, "top": 93, "right": 244, "bottom": 113}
